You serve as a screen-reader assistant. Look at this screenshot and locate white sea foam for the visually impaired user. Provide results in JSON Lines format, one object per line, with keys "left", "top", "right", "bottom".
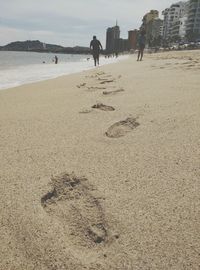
{"left": 0, "top": 52, "right": 128, "bottom": 90}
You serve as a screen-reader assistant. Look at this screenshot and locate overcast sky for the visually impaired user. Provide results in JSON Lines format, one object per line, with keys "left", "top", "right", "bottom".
{"left": 0, "top": 0, "right": 180, "bottom": 47}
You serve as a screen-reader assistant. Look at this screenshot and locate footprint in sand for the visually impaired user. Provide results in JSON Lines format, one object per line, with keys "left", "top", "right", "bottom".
{"left": 41, "top": 173, "right": 108, "bottom": 246}
{"left": 98, "top": 77, "right": 115, "bottom": 81}
{"left": 77, "top": 83, "right": 86, "bottom": 88}
{"left": 99, "top": 79, "right": 115, "bottom": 85}
{"left": 79, "top": 109, "right": 93, "bottom": 114}
{"left": 105, "top": 117, "right": 139, "bottom": 138}
{"left": 85, "top": 72, "right": 109, "bottom": 79}
{"left": 96, "top": 72, "right": 106, "bottom": 76}
{"left": 86, "top": 86, "right": 106, "bottom": 91}
{"left": 103, "top": 88, "right": 125, "bottom": 95}
{"left": 92, "top": 103, "right": 115, "bottom": 111}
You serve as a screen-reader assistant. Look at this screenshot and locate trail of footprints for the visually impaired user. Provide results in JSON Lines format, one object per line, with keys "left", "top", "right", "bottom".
{"left": 151, "top": 55, "right": 200, "bottom": 71}
{"left": 41, "top": 71, "right": 140, "bottom": 256}
{"left": 78, "top": 71, "right": 140, "bottom": 139}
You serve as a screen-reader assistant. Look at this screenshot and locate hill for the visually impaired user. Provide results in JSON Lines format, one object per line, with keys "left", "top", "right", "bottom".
{"left": 0, "top": 40, "right": 90, "bottom": 54}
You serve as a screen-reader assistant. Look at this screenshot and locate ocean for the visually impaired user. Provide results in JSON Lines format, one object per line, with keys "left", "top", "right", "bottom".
{"left": 0, "top": 51, "right": 127, "bottom": 90}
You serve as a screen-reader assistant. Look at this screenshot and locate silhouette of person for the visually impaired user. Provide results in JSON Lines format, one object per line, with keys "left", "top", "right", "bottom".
{"left": 55, "top": 55, "right": 58, "bottom": 64}
{"left": 90, "top": 36, "right": 103, "bottom": 66}
{"left": 137, "top": 30, "right": 146, "bottom": 61}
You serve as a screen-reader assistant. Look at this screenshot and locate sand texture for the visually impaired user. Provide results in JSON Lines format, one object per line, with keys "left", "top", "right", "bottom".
{"left": 0, "top": 50, "right": 200, "bottom": 270}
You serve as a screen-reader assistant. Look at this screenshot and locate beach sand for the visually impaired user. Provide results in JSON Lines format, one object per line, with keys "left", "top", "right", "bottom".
{"left": 0, "top": 50, "right": 200, "bottom": 270}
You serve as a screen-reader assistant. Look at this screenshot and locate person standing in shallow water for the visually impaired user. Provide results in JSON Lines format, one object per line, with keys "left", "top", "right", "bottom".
{"left": 54, "top": 55, "right": 58, "bottom": 64}
{"left": 137, "top": 30, "right": 146, "bottom": 61}
{"left": 90, "top": 36, "right": 103, "bottom": 66}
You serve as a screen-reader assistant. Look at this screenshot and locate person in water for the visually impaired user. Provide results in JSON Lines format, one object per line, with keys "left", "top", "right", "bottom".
{"left": 55, "top": 55, "right": 58, "bottom": 64}
{"left": 90, "top": 36, "right": 103, "bottom": 66}
{"left": 137, "top": 30, "right": 146, "bottom": 61}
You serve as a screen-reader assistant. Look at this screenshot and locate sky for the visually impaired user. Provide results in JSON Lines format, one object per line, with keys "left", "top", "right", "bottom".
{"left": 0, "top": 0, "right": 180, "bottom": 47}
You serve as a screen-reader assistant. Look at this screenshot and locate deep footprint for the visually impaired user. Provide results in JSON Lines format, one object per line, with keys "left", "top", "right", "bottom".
{"left": 41, "top": 173, "right": 108, "bottom": 246}
{"left": 92, "top": 103, "right": 115, "bottom": 111}
{"left": 105, "top": 117, "right": 139, "bottom": 138}
{"left": 103, "top": 88, "right": 124, "bottom": 95}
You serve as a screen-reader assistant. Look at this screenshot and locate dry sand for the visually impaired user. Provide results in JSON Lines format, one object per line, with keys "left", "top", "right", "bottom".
{"left": 0, "top": 50, "right": 200, "bottom": 270}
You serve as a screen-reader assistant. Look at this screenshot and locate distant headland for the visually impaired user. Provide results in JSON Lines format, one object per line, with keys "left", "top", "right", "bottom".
{"left": 0, "top": 40, "right": 91, "bottom": 54}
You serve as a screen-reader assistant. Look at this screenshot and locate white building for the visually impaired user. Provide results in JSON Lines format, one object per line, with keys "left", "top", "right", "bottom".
{"left": 162, "top": 1, "right": 189, "bottom": 41}
{"left": 179, "top": 14, "right": 188, "bottom": 38}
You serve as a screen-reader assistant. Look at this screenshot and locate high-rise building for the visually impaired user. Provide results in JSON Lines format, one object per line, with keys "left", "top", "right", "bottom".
{"left": 115, "top": 38, "right": 129, "bottom": 52}
{"left": 186, "top": 0, "right": 200, "bottom": 41}
{"left": 128, "top": 30, "right": 138, "bottom": 50}
{"left": 106, "top": 23, "right": 120, "bottom": 53}
{"left": 162, "top": 1, "right": 188, "bottom": 41}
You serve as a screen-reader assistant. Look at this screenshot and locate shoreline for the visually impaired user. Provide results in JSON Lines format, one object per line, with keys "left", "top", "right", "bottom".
{"left": 0, "top": 50, "right": 200, "bottom": 270}
{"left": 0, "top": 53, "right": 129, "bottom": 91}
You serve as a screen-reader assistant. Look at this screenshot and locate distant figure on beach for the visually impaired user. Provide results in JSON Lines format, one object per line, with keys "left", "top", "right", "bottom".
{"left": 137, "top": 30, "right": 146, "bottom": 61}
{"left": 55, "top": 55, "right": 58, "bottom": 64}
{"left": 90, "top": 36, "right": 103, "bottom": 66}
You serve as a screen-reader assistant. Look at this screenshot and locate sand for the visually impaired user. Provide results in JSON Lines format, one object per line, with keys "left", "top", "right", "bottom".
{"left": 0, "top": 50, "right": 200, "bottom": 270}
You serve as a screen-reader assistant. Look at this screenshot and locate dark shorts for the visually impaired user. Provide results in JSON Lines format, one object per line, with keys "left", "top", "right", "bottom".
{"left": 139, "top": 44, "right": 145, "bottom": 50}
{"left": 93, "top": 52, "right": 100, "bottom": 59}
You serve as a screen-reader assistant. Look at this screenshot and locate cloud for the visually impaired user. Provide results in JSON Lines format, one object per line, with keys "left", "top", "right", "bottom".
{"left": 0, "top": 0, "right": 180, "bottom": 46}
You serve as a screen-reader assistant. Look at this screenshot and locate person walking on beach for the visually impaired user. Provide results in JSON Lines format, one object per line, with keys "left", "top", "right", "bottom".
{"left": 137, "top": 30, "right": 146, "bottom": 61}
{"left": 90, "top": 36, "right": 103, "bottom": 66}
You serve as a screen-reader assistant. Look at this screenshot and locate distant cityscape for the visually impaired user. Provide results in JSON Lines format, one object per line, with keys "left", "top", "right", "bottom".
{"left": 105, "top": 0, "right": 200, "bottom": 53}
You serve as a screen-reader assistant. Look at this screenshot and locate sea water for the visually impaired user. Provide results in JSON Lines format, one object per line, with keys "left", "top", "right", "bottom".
{"left": 0, "top": 51, "right": 127, "bottom": 90}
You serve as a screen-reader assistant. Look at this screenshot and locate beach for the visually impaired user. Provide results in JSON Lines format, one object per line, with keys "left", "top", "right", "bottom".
{"left": 0, "top": 50, "right": 200, "bottom": 270}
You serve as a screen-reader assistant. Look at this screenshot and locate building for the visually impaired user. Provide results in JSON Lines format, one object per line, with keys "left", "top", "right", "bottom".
{"left": 115, "top": 38, "right": 129, "bottom": 52}
{"left": 186, "top": 0, "right": 200, "bottom": 41}
{"left": 128, "top": 30, "right": 138, "bottom": 50}
{"left": 179, "top": 12, "right": 189, "bottom": 39}
{"left": 162, "top": 8, "right": 170, "bottom": 40}
{"left": 162, "top": 1, "right": 188, "bottom": 42}
{"left": 171, "top": 1, "right": 189, "bottom": 41}
{"left": 106, "top": 24, "right": 120, "bottom": 53}
{"left": 106, "top": 22, "right": 129, "bottom": 53}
